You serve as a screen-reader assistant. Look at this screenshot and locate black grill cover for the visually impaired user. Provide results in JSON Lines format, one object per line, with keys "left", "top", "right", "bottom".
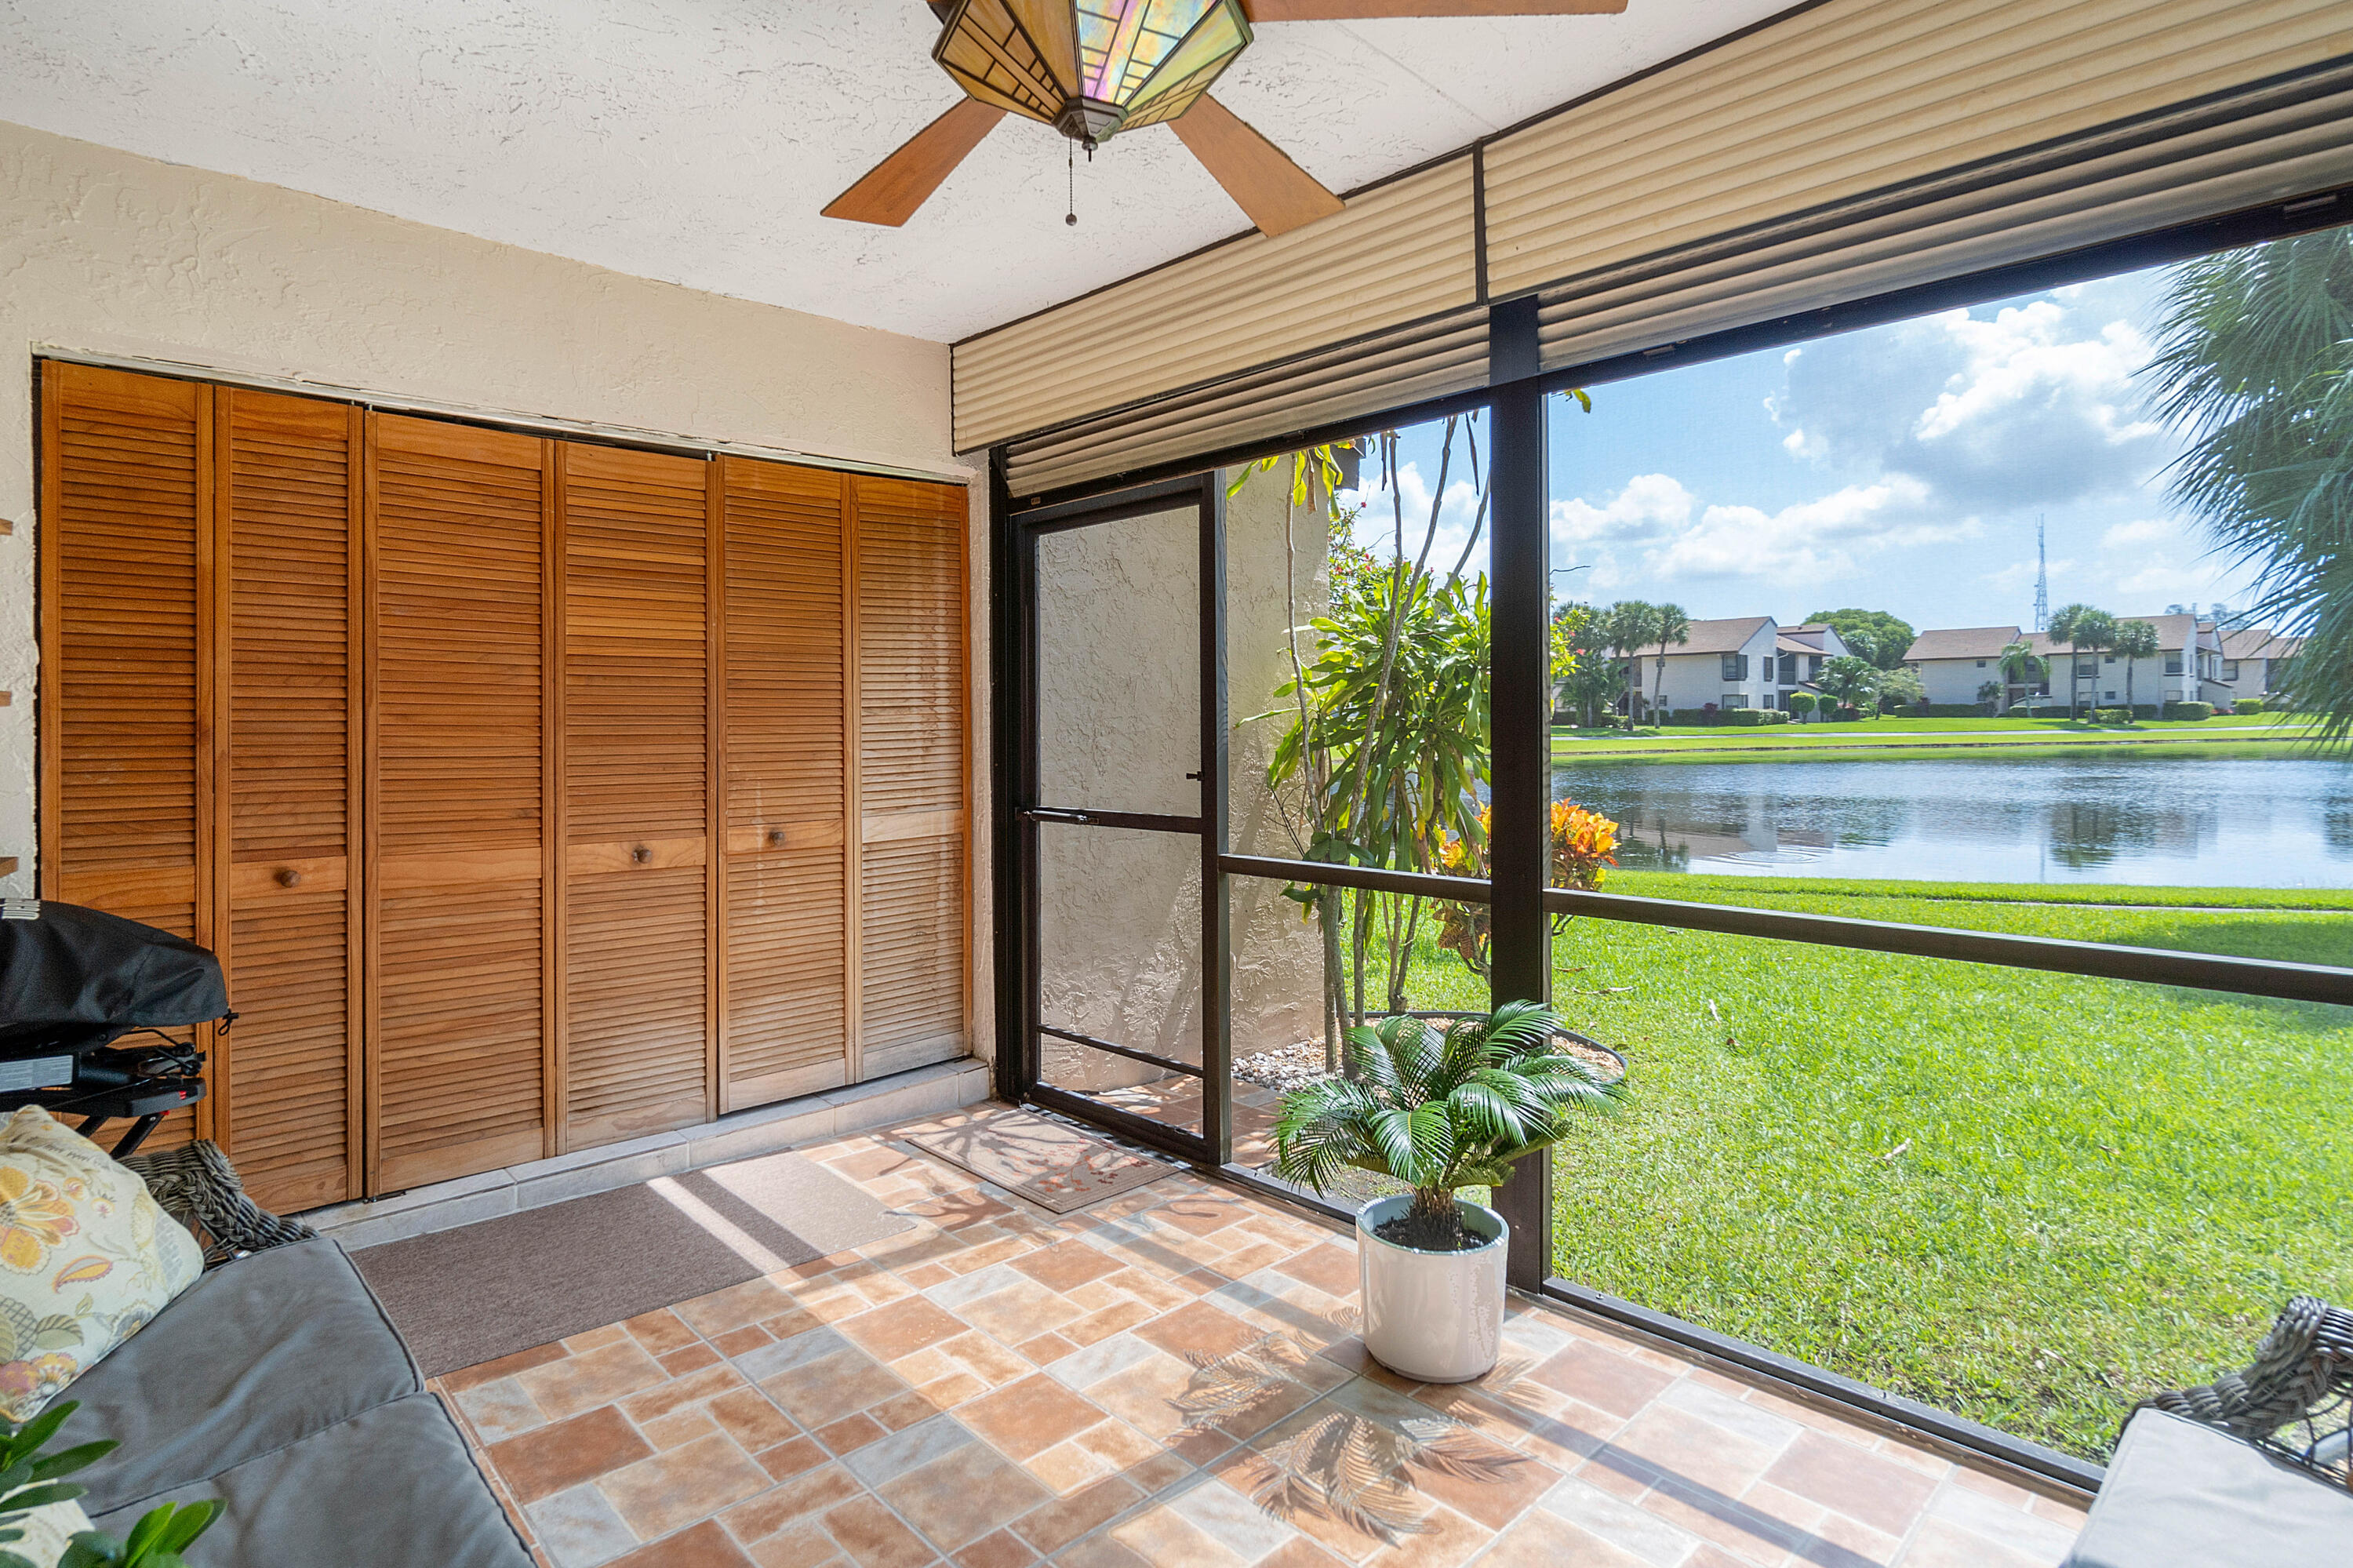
{"left": 0, "top": 902, "right": 229, "bottom": 1050}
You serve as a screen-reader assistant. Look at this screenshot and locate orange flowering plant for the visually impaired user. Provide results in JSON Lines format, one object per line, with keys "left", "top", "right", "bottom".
{"left": 1433, "top": 802, "right": 1619, "bottom": 980}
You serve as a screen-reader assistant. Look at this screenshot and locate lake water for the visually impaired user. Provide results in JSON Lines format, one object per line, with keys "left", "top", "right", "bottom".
{"left": 1551, "top": 755, "right": 2353, "bottom": 887}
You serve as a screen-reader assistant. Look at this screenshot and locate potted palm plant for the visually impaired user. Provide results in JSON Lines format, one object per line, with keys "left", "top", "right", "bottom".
{"left": 1269, "top": 1000, "right": 1624, "bottom": 1383}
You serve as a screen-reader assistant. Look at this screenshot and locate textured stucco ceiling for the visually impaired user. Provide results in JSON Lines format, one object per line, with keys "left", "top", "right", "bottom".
{"left": 1, "top": 0, "right": 1791, "bottom": 344}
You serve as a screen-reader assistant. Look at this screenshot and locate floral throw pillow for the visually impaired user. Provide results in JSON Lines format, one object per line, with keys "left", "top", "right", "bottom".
{"left": 0, "top": 1110, "right": 202, "bottom": 1422}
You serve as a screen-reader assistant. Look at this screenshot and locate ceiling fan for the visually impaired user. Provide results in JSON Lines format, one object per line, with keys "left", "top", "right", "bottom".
{"left": 824, "top": 1, "right": 1628, "bottom": 236}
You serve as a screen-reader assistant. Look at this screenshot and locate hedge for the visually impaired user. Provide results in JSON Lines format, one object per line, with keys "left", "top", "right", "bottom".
{"left": 2093, "top": 708, "right": 2134, "bottom": 724}
{"left": 2234, "top": 697, "right": 2265, "bottom": 714}
{"left": 1915, "top": 703, "right": 1995, "bottom": 718}
{"left": 2162, "top": 700, "right": 2215, "bottom": 721}
{"left": 1668, "top": 708, "right": 1792, "bottom": 726}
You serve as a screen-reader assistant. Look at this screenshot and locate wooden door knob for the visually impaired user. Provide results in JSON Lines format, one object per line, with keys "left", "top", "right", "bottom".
{"left": 631, "top": 846, "right": 653, "bottom": 864}
{"left": 277, "top": 868, "right": 303, "bottom": 887}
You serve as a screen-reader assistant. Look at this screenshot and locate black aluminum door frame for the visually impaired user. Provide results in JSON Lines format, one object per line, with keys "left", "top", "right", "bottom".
{"left": 1009, "top": 471, "right": 1229, "bottom": 1166}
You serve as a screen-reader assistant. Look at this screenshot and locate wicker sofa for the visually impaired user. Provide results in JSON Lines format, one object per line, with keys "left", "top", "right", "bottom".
{"left": 2064, "top": 1297, "right": 2353, "bottom": 1567}
{"left": 59, "top": 1144, "right": 533, "bottom": 1565}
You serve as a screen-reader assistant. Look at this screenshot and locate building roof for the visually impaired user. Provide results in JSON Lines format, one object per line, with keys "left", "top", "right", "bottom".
{"left": 1903, "top": 626, "right": 2023, "bottom": 661}
{"left": 1661, "top": 615, "right": 1774, "bottom": 655}
{"left": 1773, "top": 635, "right": 1821, "bottom": 655}
{"left": 2219, "top": 627, "right": 2300, "bottom": 660}
{"left": 2019, "top": 613, "right": 2200, "bottom": 656}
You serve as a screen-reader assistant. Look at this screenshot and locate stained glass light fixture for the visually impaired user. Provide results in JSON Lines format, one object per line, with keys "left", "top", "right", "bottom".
{"left": 935, "top": 1, "right": 1252, "bottom": 147}
{"left": 820, "top": 0, "right": 1632, "bottom": 235}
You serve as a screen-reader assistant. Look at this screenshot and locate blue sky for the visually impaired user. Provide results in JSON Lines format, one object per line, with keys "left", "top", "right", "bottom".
{"left": 1340, "top": 258, "right": 2265, "bottom": 633}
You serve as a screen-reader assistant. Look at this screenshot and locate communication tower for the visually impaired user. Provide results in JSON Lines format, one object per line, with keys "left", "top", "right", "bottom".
{"left": 2032, "top": 515, "right": 2049, "bottom": 633}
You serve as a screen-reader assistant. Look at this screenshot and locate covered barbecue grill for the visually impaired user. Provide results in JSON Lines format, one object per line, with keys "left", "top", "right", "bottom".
{"left": 0, "top": 899, "right": 223, "bottom": 1155}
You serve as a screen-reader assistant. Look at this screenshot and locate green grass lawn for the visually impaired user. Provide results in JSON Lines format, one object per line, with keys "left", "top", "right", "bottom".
{"left": 1608, "top": 870, "right": 2353, "bottom": 914}
{"left": 1561, "top": 712, "right": 2303, "bottom": 738}
{"left": 1363, "top": 879, "right": 2353, "bottom": 1459}
{"left": 1551, "top": 712, "right": 2323, "bottom": 764}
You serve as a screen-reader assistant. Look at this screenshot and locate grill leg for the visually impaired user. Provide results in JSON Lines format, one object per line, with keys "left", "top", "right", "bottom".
{"left": 108, "top": 1115, "right": 165, "bottom": 1159}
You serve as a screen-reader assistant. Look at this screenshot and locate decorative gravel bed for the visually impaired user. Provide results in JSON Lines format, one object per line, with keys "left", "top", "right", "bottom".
{"left": 1232, "top": 1028, "right": 1625, "bottom": 1097}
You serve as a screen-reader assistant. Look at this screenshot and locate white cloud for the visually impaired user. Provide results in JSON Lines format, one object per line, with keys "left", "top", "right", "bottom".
{"left": 1985, "top": 556, "right": 2076, "bottom": 593}
{"left": 2100, "top": 518, "right": 2173, "bottom": 550}
{"left": 1550, "top": 474, "right": 1694, "bottom": 591}
{"left": 1772, "top": 294, "right": 2172, "bottom": 512}
{"left": 1344, "top": 460, "right": 1485, "bottom": 574}
{"left": 1551, "top": 473, "right": 1694, "bottom": 544}
{"left": 1549, "top": 473, "right": 1962, "bottom": 590}
{"left": 2091, "top": 515, "right": 2246, "bottom": 604}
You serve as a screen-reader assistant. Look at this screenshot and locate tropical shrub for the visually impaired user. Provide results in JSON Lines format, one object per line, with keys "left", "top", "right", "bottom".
{"left": 1433, "top": 802, "right": 1618, "bottom": 978}
{"left": 1873, "top": 666, "right": 1926, "bottom": 713}
{"left": 1786, "top": 692, "right": 1817, "bottom": 720}
{"left": 2094, "top": 707, "right": 2133, "bottom": 725}
{"left": 1244, "top": 424, "right": 1492, "bottom": 1048}
{"left": 2164, "top": 700, "right": 2215, "bottom": 720}
{"left": 0, "top": 1402, "right": 217, "bottom": 1568}
{"left": 1270, "top": 1002, "right": 1624, "bottom": 1250}
{"left": 2234, "top": 696, "right": 2266, "bottom": 714}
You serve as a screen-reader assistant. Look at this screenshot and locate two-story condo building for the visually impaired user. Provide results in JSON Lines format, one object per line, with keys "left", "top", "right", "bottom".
{"left": 2212, "top": 625, "right": 2301, "bottom": 704}
{"left": 1904, "top": 614, "right": 2235, "bottom": 711}
{"left": 1901, "top": 626, "right": 2044, "bottom": 708}
{"left": 1628, "top": 617, "right": 1850, "bottom": 716}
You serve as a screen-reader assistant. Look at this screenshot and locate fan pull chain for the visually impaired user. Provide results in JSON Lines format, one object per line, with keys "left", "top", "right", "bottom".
{"left": 1066, "top": 140, "right": 1077, "bottom": 227}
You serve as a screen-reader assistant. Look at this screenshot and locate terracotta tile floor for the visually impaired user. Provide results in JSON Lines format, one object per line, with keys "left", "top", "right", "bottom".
{"left": 430, "top": 1113, "right": 2088, "bottom": 1568}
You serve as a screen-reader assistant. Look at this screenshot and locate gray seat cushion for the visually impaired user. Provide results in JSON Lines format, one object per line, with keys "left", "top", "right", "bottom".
{"left": 88, "top": 1394, "right": 533, "bottom": 1568}
{"left": 2064, "top": 1407, "right": 2353, "bottom": 1567}
{"left": 65, "top": 1238, "right": 422, "bottom": 1515}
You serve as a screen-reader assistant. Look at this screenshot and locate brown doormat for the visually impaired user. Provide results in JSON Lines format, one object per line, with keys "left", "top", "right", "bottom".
{"left": 898, "top": 1106, "right": 1172, "bottom": 1213}
{"left": 354, "top": 1151, "right": 911, "bottom": 1378}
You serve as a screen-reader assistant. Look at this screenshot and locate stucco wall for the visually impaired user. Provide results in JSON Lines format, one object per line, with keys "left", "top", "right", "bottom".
{"left": 1035, "top": 473, "right": 1327, "bottom": 1094}
{"left": 0, "top": 119, "right": 993, "bottom": 1058}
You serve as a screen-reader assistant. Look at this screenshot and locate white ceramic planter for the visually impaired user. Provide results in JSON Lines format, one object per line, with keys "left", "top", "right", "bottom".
{"left": 1357, "top": 1194, "right": 1508, "bottom": 1383}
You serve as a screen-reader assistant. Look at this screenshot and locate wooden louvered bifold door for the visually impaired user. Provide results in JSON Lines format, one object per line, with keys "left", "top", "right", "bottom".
{"left": 216, "top": 389, "right": 364, "bottom": 1211}
{"left": 855, "top": 477, "right": 969, "bottom": 1078}
{"left": 719, "top": 457, "right": 852, "bottom": 1110}
{"left": 37, "top": 363, "right": 214, "bottom": 1154}
{"left": 368, "top": 414, "right": 554, "bottom": 1191}
{"left": 561, "top": 443, "right": 715, "bottom": 1149}
{"left": 44, "top": 363, "right": 975, "bottom": 1199}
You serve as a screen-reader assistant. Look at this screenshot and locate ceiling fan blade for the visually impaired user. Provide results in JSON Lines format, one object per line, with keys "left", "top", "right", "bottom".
{"left": 1169, "top": 96, "right": 1345, "bottom": 237}
{"left": 823, "top": 100, "right": 1007, "bottom": 227}
{"left": 1242, "top": 2, "right": 1626, "bottom": 18}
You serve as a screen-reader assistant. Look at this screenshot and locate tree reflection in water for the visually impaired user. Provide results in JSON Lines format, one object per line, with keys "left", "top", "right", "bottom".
{"left": 1551, "top": 755, "right": 2353, "bottom": 886}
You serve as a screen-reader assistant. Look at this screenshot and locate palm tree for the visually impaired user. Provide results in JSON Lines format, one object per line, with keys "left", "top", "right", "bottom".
{"left": 2047, "top": 603, "right": 2115, "bottom": 720}
{"left": 1998, "top": 640, "right": 2047, "bottom": 713}
{"left": 1649, "top": 603, "right": 1691, "bottom": 726}
{"left": 2147, "top": 227, "right": 2353, "bottom": 745}
{"left": 2111, "top": 619, "right": 2161, "bottom": 719}
{"left": 1817, "top": 655, "right": 1878, "bottom": 718}
{"left": 2079, "top": 609, "right": 2118, "bottom": 713}
{"left": 1602, "top": 600, "right": 1656, "bottom": 725}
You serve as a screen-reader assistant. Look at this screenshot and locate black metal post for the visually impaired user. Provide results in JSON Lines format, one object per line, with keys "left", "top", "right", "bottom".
{"left": 987, "top": 449, "right": 1027, "bottom": 1104}
{"left": 1200, "top": 474, "right": 1233, "bottom": 1166}
{"left": 1486, "top": 298, "right": 1553, "bottom": 1290}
